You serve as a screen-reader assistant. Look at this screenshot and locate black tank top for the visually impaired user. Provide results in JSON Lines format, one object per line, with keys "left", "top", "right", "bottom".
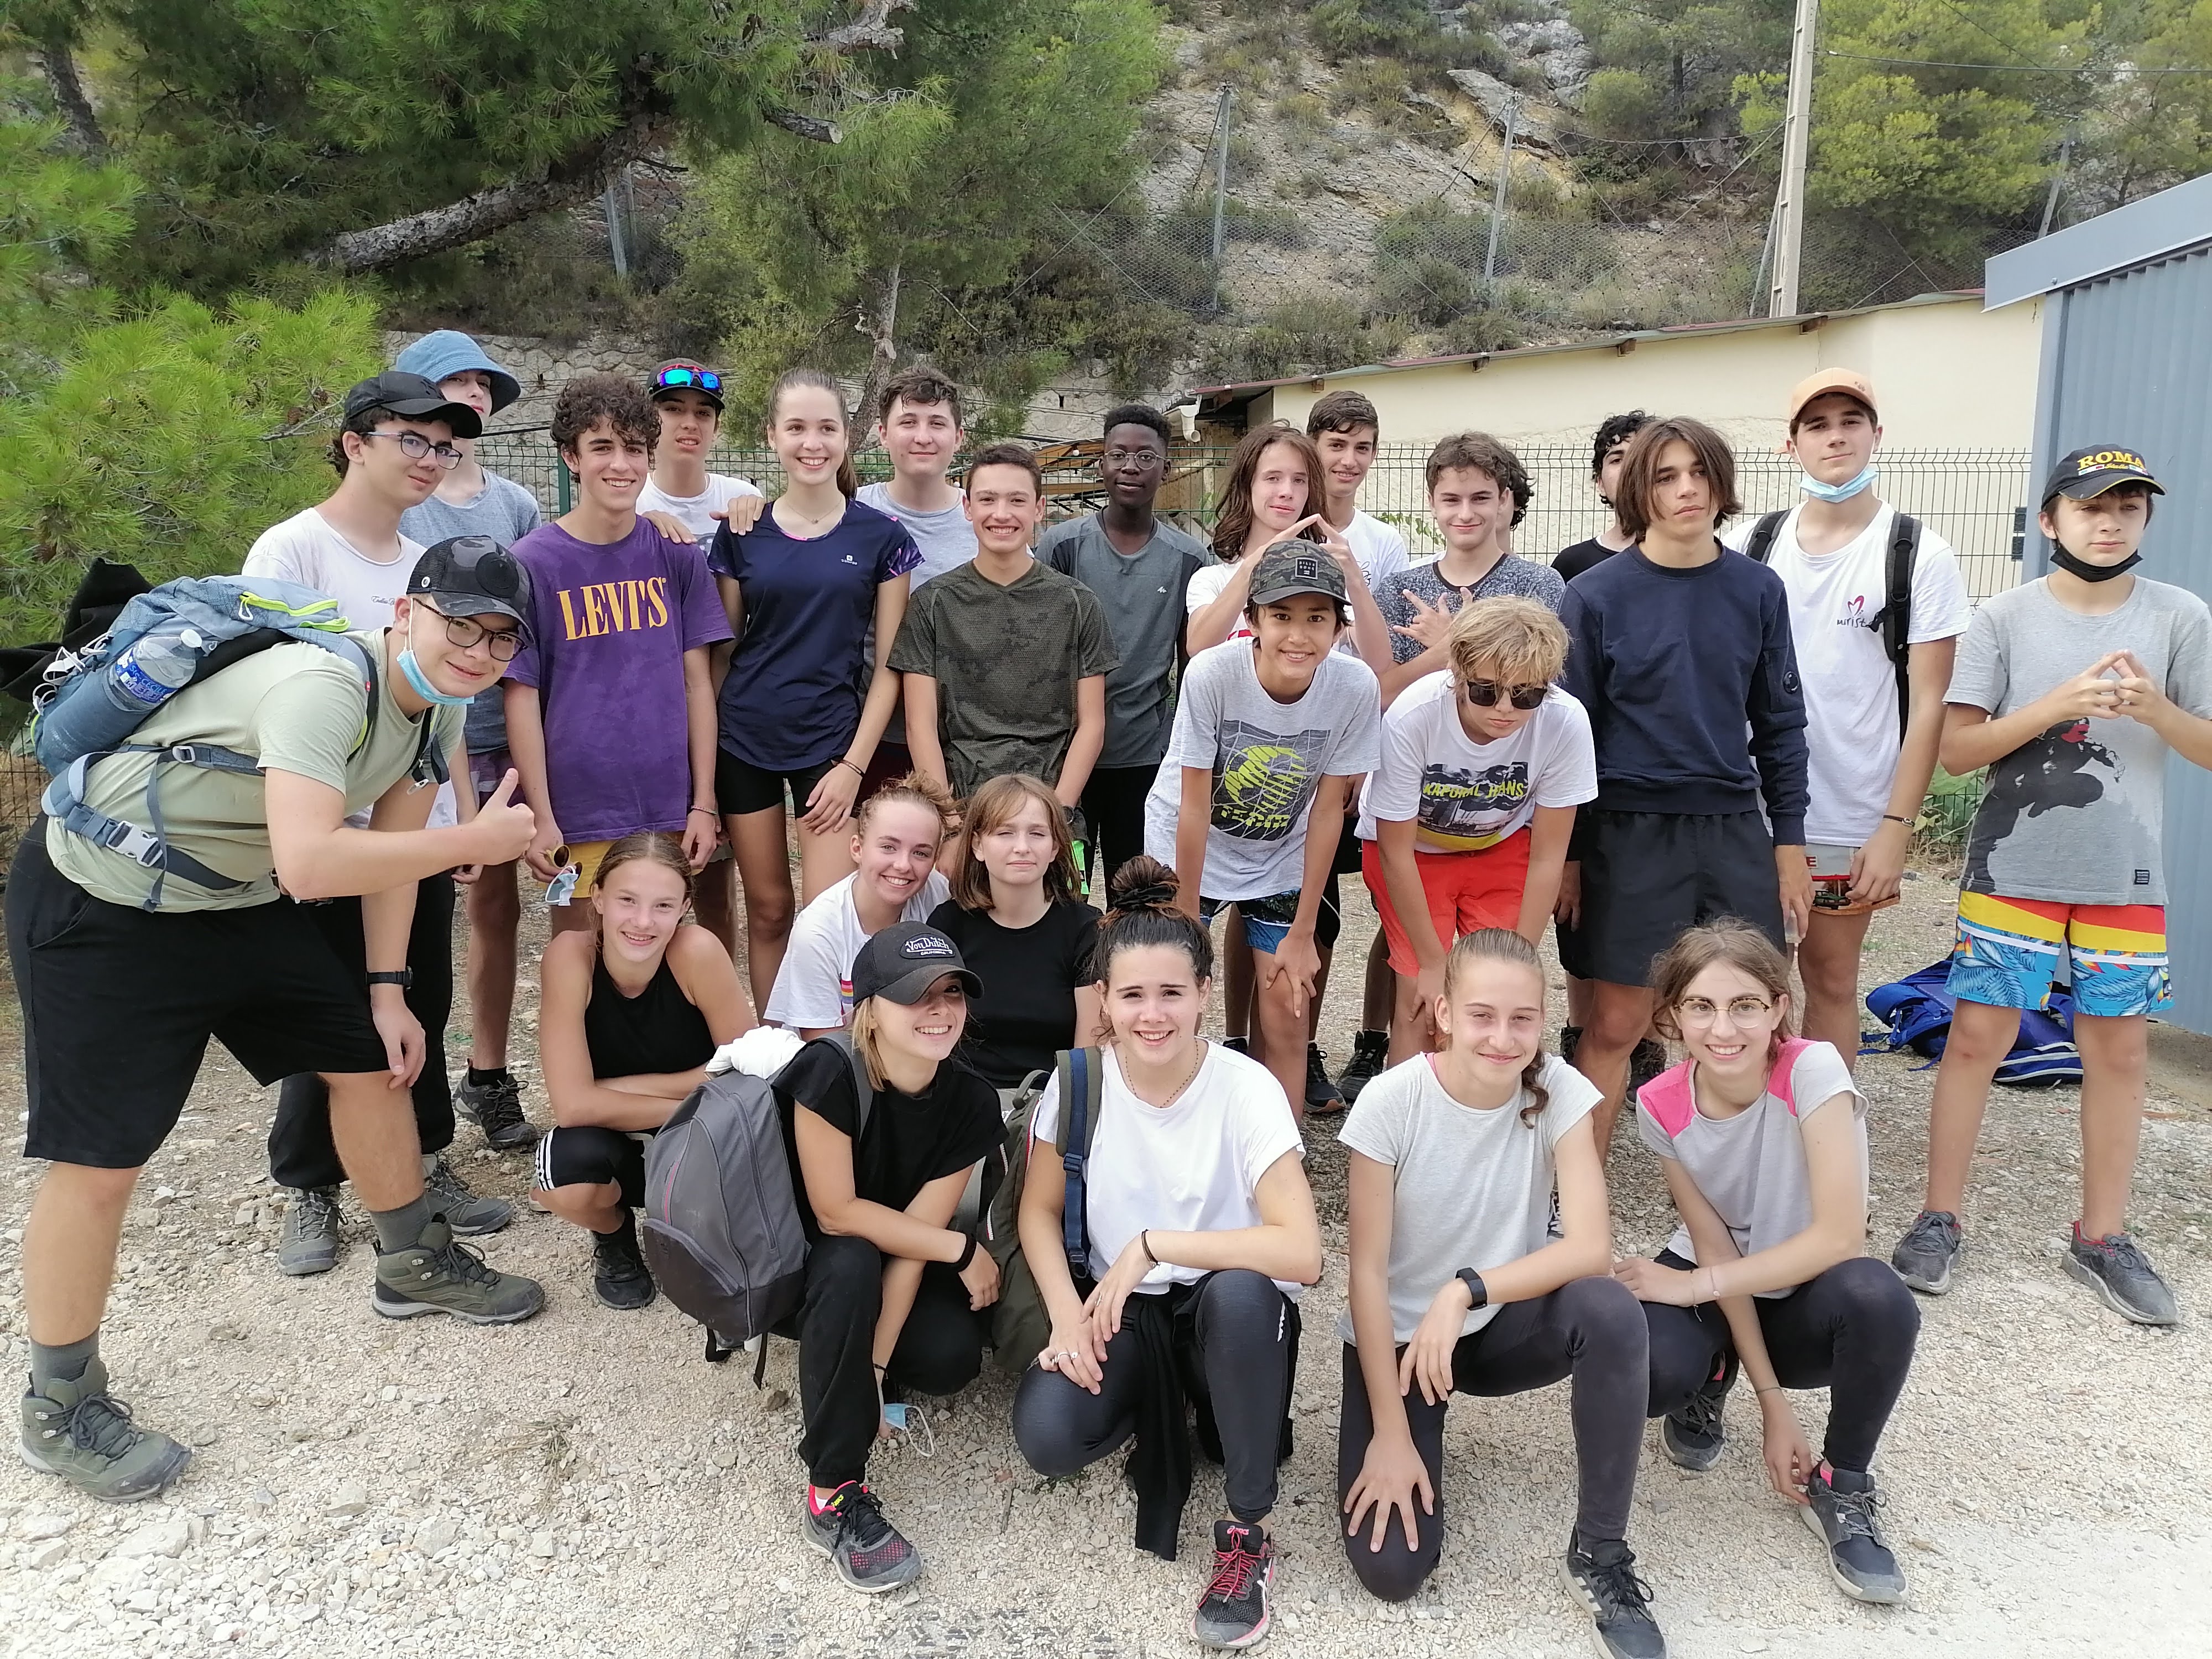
{"left": 583, "top": 952, "right": 714, "bottom": 1080}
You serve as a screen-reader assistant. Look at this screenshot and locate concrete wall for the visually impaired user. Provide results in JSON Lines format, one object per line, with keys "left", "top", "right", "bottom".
{"left": 1244, "top": 295, "right": 2044, "bottom": 454}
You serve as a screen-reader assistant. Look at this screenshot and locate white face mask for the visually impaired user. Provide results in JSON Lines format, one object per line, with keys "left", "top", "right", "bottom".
{"left": 1798, "top": 463, "right": 1879, "bottom": 503}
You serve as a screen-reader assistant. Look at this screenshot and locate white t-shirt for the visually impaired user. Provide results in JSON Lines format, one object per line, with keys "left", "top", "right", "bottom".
{"left": 1337, "top": 1053, "right": 1599, "bottom": 1342}
{"left": 1343, "top": 509, "right": 1411, "bottom": 589}
{"left": 1721, "top": 503, "right": 1970, "bottom": 846}
{"left": 763, "top": 868, "right": 952, "bottom": 1031}
{"left": 1141, "top": 640, "right": 1383, "bottom": 901}
{"left": 1357, "top": 675, "right": 1596, "bottom": 847}
{"left": 637, "top": 472, "right": 761, "bottom": 541}
{"left": 242, "top": 508, "right": 457, "bottom": 827}
{"left": 1030, "top": 1041, "right": 1306, "bottom": 1297}
{"left": 1636, "top": 1038, "right": 1865, "bottom": 1294}
{"left": 1185, "top": 562, "right": 1253, "bottom": 643}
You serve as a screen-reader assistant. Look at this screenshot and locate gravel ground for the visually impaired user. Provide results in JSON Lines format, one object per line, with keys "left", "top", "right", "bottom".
{"left": 3, "top": 866, "right": 2211, "bottom": 1659}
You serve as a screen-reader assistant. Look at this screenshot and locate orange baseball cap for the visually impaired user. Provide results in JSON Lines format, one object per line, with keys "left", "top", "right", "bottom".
{"left": 1787, "top": 368, "right": 1877, "bottom": 426}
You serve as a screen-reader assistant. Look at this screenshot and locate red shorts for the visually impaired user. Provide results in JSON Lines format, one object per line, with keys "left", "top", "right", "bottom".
{"left": 1362, "top": 831, "right": 1532, "bottom": 975}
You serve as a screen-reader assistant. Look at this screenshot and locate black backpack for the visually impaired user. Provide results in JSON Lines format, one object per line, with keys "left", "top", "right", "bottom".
{"left": 1743, "top": 509, "right": 1921, "bottom": 740}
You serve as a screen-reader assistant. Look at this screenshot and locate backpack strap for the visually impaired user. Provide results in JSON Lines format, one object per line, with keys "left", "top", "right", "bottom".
{"left": 1057, "top": 1046, "right": 1107, "bottom": 1279}
{"left": 1877, "top": 514, "right": 1921, "bottom": 744}
{"left": 1741, "top": 510, "right": 1788, "bottom": 565}
{"left": 822, "top": 1029, "right": 877, "bottom": 1145}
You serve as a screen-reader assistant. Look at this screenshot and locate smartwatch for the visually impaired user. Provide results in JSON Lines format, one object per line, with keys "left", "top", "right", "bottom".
{"left": 1455, "top": 1267, "right": 1489, "bottom": 1310}
{"left": 366, "top": 970, "right": 414, "bottom": 990}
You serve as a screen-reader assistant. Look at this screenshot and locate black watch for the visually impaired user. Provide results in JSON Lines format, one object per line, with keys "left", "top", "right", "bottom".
{"left": 366, "top": 969, "right": 414, "bottom": 990}
{"left": 1455, "top": 1267, "right": 1489, "bottom": 1310}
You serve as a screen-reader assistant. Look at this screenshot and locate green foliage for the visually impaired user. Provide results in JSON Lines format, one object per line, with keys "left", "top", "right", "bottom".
{"left": 2085, "top": 0, "right": 2212, "bottom": 207}
{"left": 0, "top": 286, "right": 382, "bottom": 645}
{"left": 1569, "top": 0, "right": 1792, "bottom": 138}
{"left": 1197, "top": 296, "right": 1408, "bottom": 384}
{"left": 1580, "top": 68, "right": 1664, "bottom": 140}
{"left": 0, "top": 114, "right": 139, "bottom": 396}
{"left": 1308, "top": 0, "right": 1489, "bottom": 71}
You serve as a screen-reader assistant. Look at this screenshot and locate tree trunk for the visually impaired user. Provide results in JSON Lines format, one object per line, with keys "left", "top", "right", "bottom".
{"left": 852, "top": 262, "right": 902, "bottom": 442}
{"left": 32, "top": 41, "right": 106, "bottom": 158}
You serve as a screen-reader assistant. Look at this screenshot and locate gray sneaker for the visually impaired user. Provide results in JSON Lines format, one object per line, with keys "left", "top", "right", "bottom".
{"left": 1890, "top": 1209, "right": 1963, "bottom": 1294}
{"left": 1661, "top": 1354, "right": 1735, "bottom": 1472}
{"left": 278, "top": 1186, "right": 343, "bottom": 1276}
{"left": 373, "top": 1219, "right": 545, "bottom": 1324}
{"left": 1802, "top": 1464, "right": 1906, "bottom": 1604}
{"left": 803, "top": 1481, "right": 924, "bottom": 1593}
{"left": 456, "top": 1072, "right": 539, "bottom": 1151}
{"left": 424, "top": 1155, "right": 514, "bottom": 1237}
{"left": 2064, "top": 1226, "right": 2179, "bottom": 1326}
{"left": 19, "top": 1359, "right": 191, "bottom": 1503}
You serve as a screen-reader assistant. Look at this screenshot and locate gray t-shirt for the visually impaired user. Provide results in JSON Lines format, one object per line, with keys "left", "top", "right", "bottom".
{"left": 1337, "top": 1052, "right": 1600, "bottom": 1342}
{"left": 854, "top": 482, "right": 978, "bottom": 748}
{"left": 1141, "top": 640, "right": 1382, "bottom": 901}
{"left": 400, "top": 472, "right": 543, "bottom": 754}
{"left": 1949, "top": 576, "right": 2212, "bottom": 904}
{"left": 1374, "top": 554, "right": 1566, "bottom": 665}
{"left": 1039, "top": 513, "right": 1211, "bottom": 769}
{"left": 1636, "top": 1039, "right": 1864, "bottom": 1296}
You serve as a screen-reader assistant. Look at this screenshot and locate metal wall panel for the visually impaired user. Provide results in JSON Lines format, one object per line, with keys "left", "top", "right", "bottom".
{"left": 2040, "top": 243, "right": 2212, "bottom": 1031}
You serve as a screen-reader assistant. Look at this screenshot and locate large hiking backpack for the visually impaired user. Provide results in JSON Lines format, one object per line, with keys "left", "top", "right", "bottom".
{"left": 1864, "top": 956, "right": 2083, "bottom": 1087}
{"left": 981, "top": 1046, "right": 1106, "bottom": 1374}
{"left": 1744, "top": 509, "right": 1921, "bottom": 742}
{"left": 28, "top": 574, "right": 441, "bottom": 907}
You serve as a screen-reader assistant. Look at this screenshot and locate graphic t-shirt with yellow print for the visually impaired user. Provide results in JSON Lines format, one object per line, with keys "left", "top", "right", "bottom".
{"left": 1141, "top": 638, "right": 1381, "bottom": 902}
{"left": 1355, "top": 671, "right": 1597, "bottom": 853}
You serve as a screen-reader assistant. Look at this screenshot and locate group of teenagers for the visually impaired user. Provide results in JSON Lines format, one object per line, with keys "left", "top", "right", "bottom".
{"left": 7, "top": 327, "right": 2209, "bottom": 1658}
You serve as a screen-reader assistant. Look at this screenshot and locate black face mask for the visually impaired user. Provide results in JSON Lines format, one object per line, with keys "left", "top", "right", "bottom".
{"left": 2051, "top": 547, "right": 2143, "bottom": 583}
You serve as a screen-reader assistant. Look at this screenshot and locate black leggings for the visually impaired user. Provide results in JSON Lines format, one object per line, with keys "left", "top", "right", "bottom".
{"left": 797, "top": 1234, "right": 989, "bottom": 1490}
{"left": 267, "top": 874, "right": 456, "bottom": 1190}
{"left": 1012, "top": 1269, "right": 1294, "bottom": 1524}
{"left": 1335, "top": 1276, "right": 1647, "bottom": 1604}
{"left": 1643, "top": 1253, "right": 1920, "bottom": 1473}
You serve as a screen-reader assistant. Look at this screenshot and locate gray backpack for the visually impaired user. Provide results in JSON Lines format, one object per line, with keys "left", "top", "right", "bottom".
{"left": 640, "top": 1034, "right": 874, "bottom": 1369}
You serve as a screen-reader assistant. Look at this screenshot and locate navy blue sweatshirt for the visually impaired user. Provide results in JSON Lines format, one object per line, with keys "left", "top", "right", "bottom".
{"left": 1561, "top": 545, "right": 1809, "bottom": 844}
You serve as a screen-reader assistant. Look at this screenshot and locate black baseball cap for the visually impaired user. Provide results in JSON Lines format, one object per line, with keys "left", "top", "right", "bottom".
{"left": 343, "top": 371, "right": 484, "bottom": 440}
{"left": 649, "top": 361, "right": 726, "bottom": 411}
{"left": 406, "top": 536, "right": 531, "bottom": 625}
{"left": 850, "top": 923, "right": 983, "bottom": 1007}
{"left": 1247, "top": 540, "right": 1350, "bottom": 611}
{"left": 2041, "top": 445, "right": 2164, "bottom": 508}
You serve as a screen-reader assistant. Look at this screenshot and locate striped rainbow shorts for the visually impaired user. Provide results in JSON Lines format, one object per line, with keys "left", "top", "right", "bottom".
{"left": 1947, "top": 891, "right": 2171, "bottom": 1017}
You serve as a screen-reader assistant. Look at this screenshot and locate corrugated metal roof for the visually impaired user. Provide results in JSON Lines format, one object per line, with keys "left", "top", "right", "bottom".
{"left": 1176, "top": 290, "right": 1986, "bottom": 410}
{"left": 1985, "top": 172, "right": 2212, "bottom": 310}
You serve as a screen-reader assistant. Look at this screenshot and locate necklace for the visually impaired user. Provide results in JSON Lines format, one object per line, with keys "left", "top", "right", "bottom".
{"left": 1125, "top": 1037, "right": 1206, "bottom": 1109}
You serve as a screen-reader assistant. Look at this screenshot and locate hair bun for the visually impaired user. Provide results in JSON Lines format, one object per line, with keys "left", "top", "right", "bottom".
{"left": 1116, "top": 881, "right": 1177, "bottom": 912}
{"left": 1105, "top": 853, "right": 1181, "bottom": 915}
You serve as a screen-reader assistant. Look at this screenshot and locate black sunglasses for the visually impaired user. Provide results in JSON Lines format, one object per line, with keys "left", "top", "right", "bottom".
{"left": 1463, "top": 679, "right": 1547, "bottom": 711}
{"left": 654, "top": 364, "right": 722, "bottom": 393}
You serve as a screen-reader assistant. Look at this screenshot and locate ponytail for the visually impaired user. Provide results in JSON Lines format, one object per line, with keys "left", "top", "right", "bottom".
{"left": 766, "top": 366, "right": 859, "bottom": 498}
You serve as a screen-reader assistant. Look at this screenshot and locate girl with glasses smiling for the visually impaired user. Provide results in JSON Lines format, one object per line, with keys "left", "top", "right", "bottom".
{"left": 1359, "top": 597, "right": 1595, "bottom": 1062}
{"left": 1619, "top": 919, "right": 1921, "bottom": 1608}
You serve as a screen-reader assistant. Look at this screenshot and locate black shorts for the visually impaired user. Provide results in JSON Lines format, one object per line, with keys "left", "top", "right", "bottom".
{"left": 6, "top": 822, "right": 390, "bottom": 1170}
{"left": 1557, "top": 808, "right": 1785, "bottom": 987}
{"left": 714, "top": 749, "right": 839, "bottom": 819}
{"left": 534, "top": 1123, "right": 651, "bottom": 1209}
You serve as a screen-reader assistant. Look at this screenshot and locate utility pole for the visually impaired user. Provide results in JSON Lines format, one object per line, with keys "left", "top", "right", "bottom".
{"left": 1483, "top": 95, "right": 1519, "bottom": 296}
{"left": 2039, "top": 128, "right": 2076, "bottom": 237}
{"left": 1209, "top": 84, "right": 1235, "bottom": 270}
{"left": 1768, "top": 0, "right": 1818, "bottom": 318}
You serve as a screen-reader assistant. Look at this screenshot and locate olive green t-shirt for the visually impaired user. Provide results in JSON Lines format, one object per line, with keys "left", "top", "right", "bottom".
{"left": 47, "top": 633, "right": 463, "bottom": 912}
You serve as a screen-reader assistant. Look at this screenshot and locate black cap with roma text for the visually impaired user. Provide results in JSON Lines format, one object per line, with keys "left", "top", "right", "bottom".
{"left": 2041, "top": 445, "right": 2166, "bottom": 508}
{"left": 849, "top": 923, "right": 983, "bottom": 1008}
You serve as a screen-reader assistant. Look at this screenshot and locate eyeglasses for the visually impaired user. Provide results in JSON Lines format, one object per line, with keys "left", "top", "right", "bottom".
{"left": 1463, "top": 679, "right": 1547, "bottom": 711}
{"left": 1676, "top": 995, "right": 1776, "bottom": 1026}
{"left": 654, "top": 364, "right": 722, "bottom": 393}
{"left": 436, "top": 611, "right": 524, "bottom": 661}
{"left": 365, "top": 430, "right": 462, "bottom": 469}
{"left": 1103, "top": 448, "right": 1165, "bottom": 468}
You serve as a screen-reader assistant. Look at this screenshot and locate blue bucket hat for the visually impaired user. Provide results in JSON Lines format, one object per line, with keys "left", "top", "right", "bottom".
{"left": 393, "top": 330, "right": 521, "bottom": 415}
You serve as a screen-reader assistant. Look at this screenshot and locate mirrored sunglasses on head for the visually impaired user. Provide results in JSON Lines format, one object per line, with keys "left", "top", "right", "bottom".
{"left": 654, "top": 364, "right": 722, "bottom": 393}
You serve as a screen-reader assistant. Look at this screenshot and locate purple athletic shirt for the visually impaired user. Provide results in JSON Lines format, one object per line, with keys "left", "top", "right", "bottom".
{"left": 506, "top": 518, "right": 733, "bottom": 843}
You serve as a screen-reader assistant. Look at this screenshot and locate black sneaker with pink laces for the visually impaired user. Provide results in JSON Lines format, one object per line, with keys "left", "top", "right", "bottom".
{"left": 1192, "top": 1518, "right": 1276, "bottom": 1650}
{"left": 803, "top": 1481, "right": 924, "bottom": 1593}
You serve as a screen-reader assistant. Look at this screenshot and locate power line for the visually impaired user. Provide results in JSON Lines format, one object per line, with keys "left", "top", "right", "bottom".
{"left": 1824, "top": 48, "right": 2212, "bottom": 72}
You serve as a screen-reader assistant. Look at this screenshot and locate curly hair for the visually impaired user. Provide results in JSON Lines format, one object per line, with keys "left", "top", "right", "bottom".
{"left": 552, "top": 373, "right": 659, "bottom": 461}
{"left": 1425, "top": 431, "right": 1532, "bottom": 528}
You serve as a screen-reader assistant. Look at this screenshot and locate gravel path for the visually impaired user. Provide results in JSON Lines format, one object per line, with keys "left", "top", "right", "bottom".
{"left": 3, "top": 868, "right": 2210, "bottom": 1658}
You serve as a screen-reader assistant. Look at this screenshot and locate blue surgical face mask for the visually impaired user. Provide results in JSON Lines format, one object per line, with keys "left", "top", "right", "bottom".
{"left": 398, "top": 613, "right": 475, "bottom": 708}
{"left": 1799, "top": 463, "right": 1879, "bottom": 503}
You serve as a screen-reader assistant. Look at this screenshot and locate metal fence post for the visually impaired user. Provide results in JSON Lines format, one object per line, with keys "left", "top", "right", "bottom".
{"left": 1484, "top": 96, "right": 1518, "bottom": 298}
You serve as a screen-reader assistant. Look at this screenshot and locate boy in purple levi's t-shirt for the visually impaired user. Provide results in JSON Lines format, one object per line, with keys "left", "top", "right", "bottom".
{"left": 504, "top": 375, "right": 732, "bottom": 935}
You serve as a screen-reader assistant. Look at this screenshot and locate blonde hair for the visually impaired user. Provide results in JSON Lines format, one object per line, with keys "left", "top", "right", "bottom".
{"left": 1648, "top": 919, "right": 1794, "bottom": 1068}
{"left": 847, "top": 1000, "right": 890, "bottom": 1090}
{"left": 1438, "top": 928, "right": 1550, "bottom": 1125}
{"left": 947, "top": 774, "right": 1081, "bottom": 910}
{"left": 1445, "top": 595, "right": 1569, "bottom": 689}
{"left": 856, "top": 770, "right": 957, "bottom": 839}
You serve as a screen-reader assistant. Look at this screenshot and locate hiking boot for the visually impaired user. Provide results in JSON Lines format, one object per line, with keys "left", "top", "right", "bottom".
{"left": 1192, "top": 1519, "right": 1276, "bottom": 1650}
{"left": 1890, "top": 1210, "right": 1964, "bottom": 1294}
{"left": 592, "top": 1214, "right": 657, "bottom": 1311}
{"left": 1561, "top": 1530, "right": 1667, "bottom": 1658}
{"left": 456, "top": 1071, "right": 539, "bottom": 1151}
{"left": 276, "top": 1186, "right": 342, "bottom": 1276}
{"left": 1662, "top": 1354, "right": 1736, "bottom": 1472}
{"left": 804, "top": 1481, "right": 924, "bottom": 1593}
{"left": 19, "top": 1359, "right": 191, "bottom": 1503}
{"left": 423, "top": 1155, "right": 514, "bottom": 1237}
{"left": 1558, "top": 1024, "right": 1583, "bottom": 1065}
{"left": 1629, "top": 1037, "right": 1670, "bottom": 1095}
{"left": 2064, "top": 1225, "right": 2179, "bottom": 1326}
{"left": 1802, "top": 1464, "right": 1906, "bottom": 1604}
{"left": 1304, "top": 1044, "right": 1345, "bottom": 1115}
{"left": 1335, "top": 1029, "right": 1389, "bottom": 1104}
{"left": 373, "top": 1219, "right": 545, "bottom": 1324}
